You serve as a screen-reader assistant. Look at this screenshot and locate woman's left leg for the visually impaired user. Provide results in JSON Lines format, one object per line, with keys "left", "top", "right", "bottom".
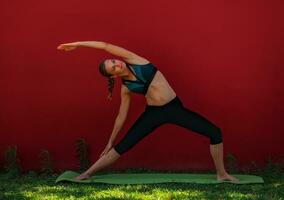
{"left": 165, "top": 101, "right": 239, "bottom": 182}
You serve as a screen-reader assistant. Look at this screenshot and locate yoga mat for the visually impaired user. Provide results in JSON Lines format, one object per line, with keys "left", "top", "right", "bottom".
{"left": 55, "top": 170, "right": 264, "bottom": 184}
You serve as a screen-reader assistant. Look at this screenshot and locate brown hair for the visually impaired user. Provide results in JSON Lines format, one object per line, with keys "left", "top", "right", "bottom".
{"left": 98, "top": 59, "right": 115, "bottom": 101}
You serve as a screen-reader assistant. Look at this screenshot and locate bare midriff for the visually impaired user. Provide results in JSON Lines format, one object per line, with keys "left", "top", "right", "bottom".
{"left": 145, "top": 70, "right": 177, "bottom": 106}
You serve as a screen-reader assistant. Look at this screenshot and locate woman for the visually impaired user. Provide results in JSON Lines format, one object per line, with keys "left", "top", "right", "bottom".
{"left": 57, "top": 41, "right": 239, "bottom": 182}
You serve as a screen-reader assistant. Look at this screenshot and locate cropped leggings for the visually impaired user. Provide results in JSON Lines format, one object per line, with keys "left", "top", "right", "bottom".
{"left": 113, "top": 96, "right": 223, "bottom": 155}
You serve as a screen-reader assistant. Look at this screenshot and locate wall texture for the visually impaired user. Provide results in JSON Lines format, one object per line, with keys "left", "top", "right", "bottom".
{"left": 1, "top": 0, "right": 283, "bottom": 172}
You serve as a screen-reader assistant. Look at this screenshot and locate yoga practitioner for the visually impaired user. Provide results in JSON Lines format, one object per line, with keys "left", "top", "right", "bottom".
{"left": 57, "top": 41, "right": 239, "bottom": 183}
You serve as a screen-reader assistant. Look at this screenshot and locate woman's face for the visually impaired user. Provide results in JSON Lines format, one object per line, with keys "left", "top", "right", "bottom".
{"left": 104, "top": 59, "right": 126, "bottom": 78}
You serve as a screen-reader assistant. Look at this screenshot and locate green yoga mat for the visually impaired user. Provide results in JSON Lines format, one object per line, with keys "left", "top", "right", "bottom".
{"left": 55, "top": 170, "right": 264, "bottom": 184}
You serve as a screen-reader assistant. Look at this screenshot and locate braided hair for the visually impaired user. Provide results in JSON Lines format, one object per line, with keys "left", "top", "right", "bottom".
{"left": 98, "top": 59, "right": 115, "bottom": 101}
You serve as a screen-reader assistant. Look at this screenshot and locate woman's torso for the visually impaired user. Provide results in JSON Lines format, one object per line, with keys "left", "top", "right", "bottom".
{"left": 145, "top": 70, "right": 176, "bottom": 106}
{"left": 123, "top": 62, "right": 177, "bottom": 106}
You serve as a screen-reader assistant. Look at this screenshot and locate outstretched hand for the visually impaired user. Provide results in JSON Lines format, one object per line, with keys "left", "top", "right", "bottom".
{"left": 57, "top": 42, "right": 79, "bottom": 51}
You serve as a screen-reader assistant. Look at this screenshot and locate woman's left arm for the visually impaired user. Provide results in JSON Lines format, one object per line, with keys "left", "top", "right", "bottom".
{"left": 58, "top": 41, "right": 139, "bottom": 60}
{"left": 104, "top": 42, "right": 139, "bottom": 59}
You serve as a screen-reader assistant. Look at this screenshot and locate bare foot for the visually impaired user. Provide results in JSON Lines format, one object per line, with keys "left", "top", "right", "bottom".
{"left": 74, "top": 173, "right": 90, "bottom": 181}
{"left": 217, "top": 172, "right": 240, "bottom": 183}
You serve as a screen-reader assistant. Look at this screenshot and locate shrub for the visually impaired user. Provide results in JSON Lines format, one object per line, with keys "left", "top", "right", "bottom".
{"left": 263, "top": 155, "right": 283, "bottom": 173}
{"left": 225, "top": 153, "right": 239, "bottom": 173}
{"left": 39, "top": 149, "right": 54, "bottom": 176}
{"left": 4, "top": 145, "right": 22, "bottom": 178}
{"left": 75, "top": 138, "right": 90, "bottom": 172}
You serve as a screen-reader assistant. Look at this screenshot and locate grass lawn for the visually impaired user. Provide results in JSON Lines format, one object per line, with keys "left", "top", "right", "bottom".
{"left": 0, "top": 170, "right": 283, "bottom": 200}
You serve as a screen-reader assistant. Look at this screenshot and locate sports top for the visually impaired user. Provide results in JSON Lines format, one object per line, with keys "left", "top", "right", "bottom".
{"left": 121, "top": 62, "right": 158, "bottom": 95}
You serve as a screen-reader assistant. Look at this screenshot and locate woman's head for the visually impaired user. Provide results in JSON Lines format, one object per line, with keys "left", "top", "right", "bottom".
{"left": 98, "top": 58, "right": 127, "bottom": 101}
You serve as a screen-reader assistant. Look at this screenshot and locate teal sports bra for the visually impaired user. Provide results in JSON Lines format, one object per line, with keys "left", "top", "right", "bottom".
{"left": 121, "top": 62, "right": 158, "bottom": 95}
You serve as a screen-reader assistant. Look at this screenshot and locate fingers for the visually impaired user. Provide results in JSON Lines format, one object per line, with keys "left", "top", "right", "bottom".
{"left": 100, "top": 150, "right": 106, "bottom": 158}
{"left": 57, "top": 43, "right": 75, "bottom": 51}
{"left": 99, "top": 148, "right": 111, "bottom": 158}
{"left": 57, "top": 45, "right": 63, "bottom": 50}
{"left": 57, "top": 45, "right": 68, "bottom": 51}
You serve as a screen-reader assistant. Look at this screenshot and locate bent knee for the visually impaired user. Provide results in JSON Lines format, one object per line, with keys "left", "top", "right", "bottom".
{"left": 210, "top": 127, "right": 223, "bottom": 144}
{"left": 112, "top": 146, "right": 123, "bottom": 157}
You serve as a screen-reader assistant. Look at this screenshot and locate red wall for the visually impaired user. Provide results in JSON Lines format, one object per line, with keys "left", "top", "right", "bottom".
{"left": 1, "top": 0, "right": 283, "bottom": 172}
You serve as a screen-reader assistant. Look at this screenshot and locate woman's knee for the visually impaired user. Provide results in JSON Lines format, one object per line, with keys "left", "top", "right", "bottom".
{"left": 111, "top": 147, "right": 122, "bottom": 158}
{"left": 113, "top": 146, "right": 123, "bottom": 156}
{"left": 210, "top": 127, "right": 223, "bottom": 144}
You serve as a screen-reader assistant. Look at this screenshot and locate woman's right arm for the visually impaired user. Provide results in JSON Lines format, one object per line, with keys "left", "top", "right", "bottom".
{"left": 100, "top": 85, "right": 131, "bottom": 157}
{"left": 108, "top": 85, "right": 131, "bottom": 145}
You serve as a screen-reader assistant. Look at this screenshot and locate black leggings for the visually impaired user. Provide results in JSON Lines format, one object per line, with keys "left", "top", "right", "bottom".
{"left": 113, "top": 96, "right": 222, "bottom": 155}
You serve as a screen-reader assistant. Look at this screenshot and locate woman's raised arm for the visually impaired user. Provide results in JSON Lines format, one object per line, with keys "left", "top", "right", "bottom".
{"left": 57, "top": 41, "right": 140, "bottom": 60}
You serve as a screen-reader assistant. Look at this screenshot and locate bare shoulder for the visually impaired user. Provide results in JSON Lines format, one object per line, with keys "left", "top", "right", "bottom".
{"left": 123, "top": 55, "right": 151, "bottom": 65}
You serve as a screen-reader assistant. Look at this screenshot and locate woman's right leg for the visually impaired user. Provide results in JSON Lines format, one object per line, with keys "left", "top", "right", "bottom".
{"left": 80, "top": 148, "right": 121, "bottom": 178}
{"left": 113, "top": 107, "right": 166, "bottom": 155}
{"left": 75, "top": 108, "right": 165, "bottom": 180}
{"left": 74, "top": 147, "right": 121, "bottom": 180}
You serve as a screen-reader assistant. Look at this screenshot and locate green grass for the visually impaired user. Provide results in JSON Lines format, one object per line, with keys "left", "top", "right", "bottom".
{"left": 0, "top": 170, "right": 283, "bottom": 200}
